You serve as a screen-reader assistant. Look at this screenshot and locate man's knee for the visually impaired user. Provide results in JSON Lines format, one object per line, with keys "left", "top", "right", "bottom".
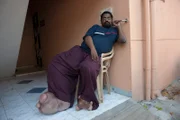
{"left": 80, "top": 62, "right": 100, "bottom": 74}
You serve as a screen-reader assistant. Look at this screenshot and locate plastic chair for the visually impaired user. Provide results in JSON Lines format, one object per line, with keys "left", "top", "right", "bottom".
{"left": 97, "top": 47, "right": 114, "bottom": 103}
{"left": 75, "top": 47, "right": 115, "bottom": 103}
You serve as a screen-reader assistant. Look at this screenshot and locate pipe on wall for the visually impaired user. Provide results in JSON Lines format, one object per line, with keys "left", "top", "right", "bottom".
{"left": 144, "top": 0, "right": 164, "bottom": 100}
{"left": 144, "top": 0, "right": 152, "bottom": 100}
{"left": 150, "top": 0, "right": 161, "bottom": 99}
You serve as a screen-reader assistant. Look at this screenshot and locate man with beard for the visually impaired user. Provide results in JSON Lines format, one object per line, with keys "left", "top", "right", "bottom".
{"left": 36, "top": 11, "right": 126, "bottom": 114}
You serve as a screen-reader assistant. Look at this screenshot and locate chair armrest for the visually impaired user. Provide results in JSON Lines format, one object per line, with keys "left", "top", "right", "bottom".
{"left": 101, "top": 47, "right": 114, "bottom": 58}
{"left": 101, "top": 52, "right": 114, "bottom": 62}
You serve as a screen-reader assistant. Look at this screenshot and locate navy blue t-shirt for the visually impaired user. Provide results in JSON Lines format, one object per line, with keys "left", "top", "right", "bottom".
{"left": 81, "top": 24, "right": 118, "bottom": 56}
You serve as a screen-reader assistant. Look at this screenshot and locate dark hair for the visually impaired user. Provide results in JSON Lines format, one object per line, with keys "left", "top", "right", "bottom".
{"left": 100, "top": 11, "right": 113, "bottom": 20}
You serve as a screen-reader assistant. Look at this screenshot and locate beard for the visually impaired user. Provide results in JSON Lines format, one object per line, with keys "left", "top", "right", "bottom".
{"left": 102, "top": 21, "right": 112, "bottom": 28}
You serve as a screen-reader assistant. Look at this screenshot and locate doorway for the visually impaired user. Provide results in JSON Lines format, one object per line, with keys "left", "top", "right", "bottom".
{"left": 16, "top": 1, "right": 44, "bottom": 75}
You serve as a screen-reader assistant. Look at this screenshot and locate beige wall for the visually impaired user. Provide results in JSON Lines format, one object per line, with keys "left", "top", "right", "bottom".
{"left": 129, "top": 0, "right": 180, "bottom": 100}
{"left": 17, "top": 6, "right": 36, "bottom": 67}
{"left": 0, "top": 0, "right": 29, "bottom": 78}
{"left": 154, "top": 0, "right": 180, "bottom": 90}
{"left": 33, "top": 0, "right": 131, "bottom": 91}
{"left": 129, "top": 0, "right": 144, "bottom": 100}
{"left": 109, "top": 0, "right": 131, "bottom": 91}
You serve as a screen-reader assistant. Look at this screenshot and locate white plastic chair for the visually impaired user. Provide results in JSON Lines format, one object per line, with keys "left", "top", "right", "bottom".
{"left": 97, "top": 47, "right": 114, "bottom": 103}
{"left": 75, "top": 47, "right": 115, "bottom": 103}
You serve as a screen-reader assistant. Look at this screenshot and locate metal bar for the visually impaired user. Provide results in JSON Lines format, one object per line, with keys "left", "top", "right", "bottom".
{"left": 120, "top": 18, "right": 128, "bottom": 23}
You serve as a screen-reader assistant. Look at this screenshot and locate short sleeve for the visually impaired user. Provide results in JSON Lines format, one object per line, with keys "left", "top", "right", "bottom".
{"left": 83, "top": 24, "right": 99, "bottom": 40}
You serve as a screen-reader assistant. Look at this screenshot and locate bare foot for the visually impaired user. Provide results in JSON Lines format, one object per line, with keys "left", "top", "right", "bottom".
{"left": 36, "top": 92, "right": 70, "bottom": 114}
{"left": 76, "top": 96, "right": 93, "bottom": 111}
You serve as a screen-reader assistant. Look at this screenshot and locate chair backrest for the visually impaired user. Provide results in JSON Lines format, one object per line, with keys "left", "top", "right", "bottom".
{"left": 100, "top": 47, "right": 115, "bottom": 67}
{"left": 101, "top": 47, "right": 114, "bottom": 61}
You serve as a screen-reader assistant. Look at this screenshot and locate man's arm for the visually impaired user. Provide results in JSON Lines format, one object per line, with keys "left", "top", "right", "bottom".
{"left": 84, "top": 36, "right": 99, "bottom": 61}
{"left": 113, "top": 20, "right": 127, "bottom": 43}
{"left": 116, "top": 24, "right": 126, "bottom": 43}
{"left": 84, "top": 36, "right": 95, "bottom": 50}
{"left": 83, "top": 25, "right": 99, "bottom": 61}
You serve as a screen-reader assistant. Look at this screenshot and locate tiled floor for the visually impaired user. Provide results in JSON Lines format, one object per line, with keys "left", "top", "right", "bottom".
{"left": 0, "top": 72, "right": 129, "bottom": 120}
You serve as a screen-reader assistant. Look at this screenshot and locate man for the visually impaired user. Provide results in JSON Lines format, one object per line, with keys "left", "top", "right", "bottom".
{"left": 36, "top": 11, "right": 126, "bottom": 114}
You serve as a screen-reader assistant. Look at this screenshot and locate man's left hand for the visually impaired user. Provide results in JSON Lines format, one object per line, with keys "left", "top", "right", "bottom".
{"left": 113, "top": 20, "right": 121, "bottom": 27}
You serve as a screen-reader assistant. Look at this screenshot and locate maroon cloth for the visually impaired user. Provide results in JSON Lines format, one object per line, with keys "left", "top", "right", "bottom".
{"left": 47, "top": 45, "right": 100, "bottom": 110}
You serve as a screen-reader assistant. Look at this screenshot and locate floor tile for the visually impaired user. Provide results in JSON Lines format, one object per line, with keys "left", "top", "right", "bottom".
{"left": 6, "top": 109, "right": 41, "bottom": 120}
{"left": 0, "top": 106, "right": 7, "bottom": 120}
{"left": 0, "top": 106, "right": 5, "bottom": 115}
{"left": 0, "top": 80, "right": 10, "bottom": 86}
{"left": 0, "top": 81, "right": 13, "bottom": 97}
{"left": 17, "top": 80, "right": 33, "bottom": 84}
{"left": 68, "top": 106, "right": 101, "bottom": 120}
{"left": 5, "top": 102, "right": 34, "bottom": 119}
{"left": 62, "top": 114, "right": 78, "bottom": 120}
{"left": 4, "top": 101, "right": 28, "bottom": 112}
{"left": 8, "top": 79, "right": 20, "bottom": 85}
{"left": 0, "top": 113, "right": 7, "bottom": 120}
{"left": 39, "top": 111, "right": 74, "bottom": 120}
{"left": 29, "top": 80, "right": 47, "bottom": 88}
{"left": 20, "top": 93, "right": 42, "bottom": 110}
{"left": 0, "top": 89, "right": 18, "bottom": 97}
{"left": 0, "top": 100, "right": 2, "bottom": 107}
{"left": 21, "top": 93, "right": 41, "bottom": 102}
{"left": 27, "top": 87, "right": 47, "bottom": 93}
{"left": 12, "top": 84, "right": 34, "bottom": 93}
{"left": 79, "top": 110, "right": 102, "bottom": 120}
{"left": 1, "top": 95, "right": 26, "bottom": 111}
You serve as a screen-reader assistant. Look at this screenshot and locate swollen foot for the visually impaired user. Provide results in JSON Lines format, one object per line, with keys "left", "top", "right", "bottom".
{"left": 36, "top": 92, "right": 70, "bottom": 114}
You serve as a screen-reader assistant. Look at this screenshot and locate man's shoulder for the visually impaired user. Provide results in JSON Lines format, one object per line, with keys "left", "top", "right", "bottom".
{"left": 110, "top": 26, "right": 118, "bottom": 31}
{"left": 90, "top": 24, "right": 101, "bottom": 28}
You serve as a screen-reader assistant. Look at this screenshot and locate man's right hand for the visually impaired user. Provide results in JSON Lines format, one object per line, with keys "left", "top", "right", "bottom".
{"left": 91, "top": 48, "right": 99, "bottom": 61}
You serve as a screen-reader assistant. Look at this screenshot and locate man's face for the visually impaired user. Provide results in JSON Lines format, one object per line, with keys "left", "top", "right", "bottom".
{"left": 101, "top": 13, "right": 113, "bottom": 28}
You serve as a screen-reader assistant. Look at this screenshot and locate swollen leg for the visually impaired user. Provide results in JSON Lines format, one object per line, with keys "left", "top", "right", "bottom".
{"left": 36, "top": 92, "right": 70, "bottom": 115}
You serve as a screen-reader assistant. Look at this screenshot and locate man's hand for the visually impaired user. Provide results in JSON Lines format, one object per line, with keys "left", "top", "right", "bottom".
{"left": 113, "top": 20, "right": 127, "bottom": 43}
{"left": 113, "top": 20, "right": 121, "bottom": 27}
{"left": 91, "top": 48, "right": 99, "bottom": 61}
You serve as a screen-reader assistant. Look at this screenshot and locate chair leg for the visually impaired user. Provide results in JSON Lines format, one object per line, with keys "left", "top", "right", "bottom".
{"left": 100, "top": 72, "right": 104, "bottom": 103}
{"left": 105, "top": 72, "right": 111, "bottom": 94}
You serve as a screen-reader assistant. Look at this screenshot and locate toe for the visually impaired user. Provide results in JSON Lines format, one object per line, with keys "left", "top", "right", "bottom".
{"left": 39, "top": 93, "right": 48, "bottom": 103}
{"left": 36, "top": 102, "right": 40, "bottom": 108}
